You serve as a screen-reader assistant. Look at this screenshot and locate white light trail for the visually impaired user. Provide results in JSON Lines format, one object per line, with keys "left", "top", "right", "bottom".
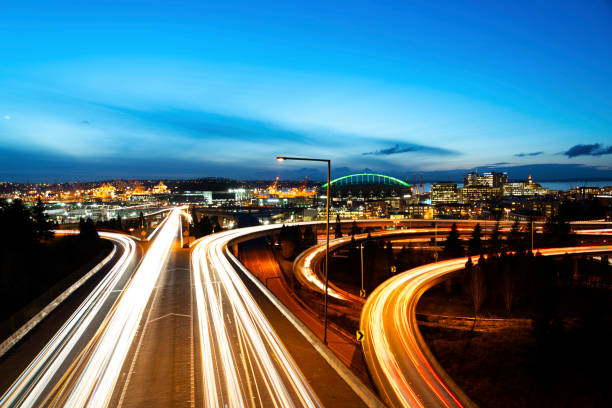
{"left": 1, "top": 209, "right": 180, "bottom": 407}
{"left": 56, "top": 209, "right": 180, "bottom": 407}
{"left": 0, "top": 232, "right": 136, "bottom": 407}
{"left": 191, "top": 227, "right": 322, "bottom": 407}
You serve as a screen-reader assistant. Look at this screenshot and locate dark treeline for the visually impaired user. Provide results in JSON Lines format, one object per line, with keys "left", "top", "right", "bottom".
{"left": 95, "top": 215, "right": 124, "bottom": 231}
{"left": 342, "top": 236, "right": 399, "bottom": 292}
{"left": 0, "top": 199, "right": 110, "bottom": 322}
{"left": 189, "top": 207, "right": 222, "bottom": 238}
{"left": 558, "top": 198, "right": 608, "bottom": 221}
{"left": 329, "top": 232, "right": 436, "bottom": 293}
{"left": 277, "top": 224, "right": 317, "bottom": 259}
{"left": 461, "top": 252, "right": 612, "bottom": 316}
{"left": 0, "top": 198, "right": 54, "bottom": 249}
{"left": 457, "top": 251, "right": 612, "bottom": 401}
{"left": 442, "top": 218, "right": 575, "bottom": 260}
{"left": 95, "top": 211, "right": 150, "bottom": 231}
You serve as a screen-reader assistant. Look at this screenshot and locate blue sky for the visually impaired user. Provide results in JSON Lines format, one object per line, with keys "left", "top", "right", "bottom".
{"left": 1, "top": 0, "right": 612, "bottom": 182}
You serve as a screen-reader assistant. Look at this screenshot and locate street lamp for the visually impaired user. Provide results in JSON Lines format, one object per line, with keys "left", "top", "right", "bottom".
{"left": 276, "top": 156, "right": 331, "bottom": 344}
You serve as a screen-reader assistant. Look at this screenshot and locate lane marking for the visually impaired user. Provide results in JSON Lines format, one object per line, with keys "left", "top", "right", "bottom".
{"left": 146, "top": 313, "right": 191, "bottom": 324}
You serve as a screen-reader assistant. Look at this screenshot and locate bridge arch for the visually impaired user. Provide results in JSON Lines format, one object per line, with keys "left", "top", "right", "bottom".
{"left": 322, "top": 173, "right": 410, "bottom": 189}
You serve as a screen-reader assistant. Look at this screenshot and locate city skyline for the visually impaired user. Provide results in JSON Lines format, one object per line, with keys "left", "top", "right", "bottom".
{"left": 2, "top": 1, "right": 612, "bottom": 182}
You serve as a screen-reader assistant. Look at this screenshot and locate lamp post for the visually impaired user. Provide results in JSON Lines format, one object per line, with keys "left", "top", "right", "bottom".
{"left": 277, "top": 156, "right": 331, "bottom": 344}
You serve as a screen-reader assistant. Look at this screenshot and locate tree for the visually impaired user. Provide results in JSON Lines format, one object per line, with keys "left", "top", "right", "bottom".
{"left": 443, "top": 223, "right": 463, "bottom": 258}
{"left": 385, "top": 241, "right": 394, "bottom": 274}
{"left": 470, "top": 255, "right": 487, "bottom": 315}
{"left": 501, "top": 262, "right": 515, "bottom": 314}
{"left": 303, "top": 226, "right": 316, "bottom": 247}
{"left": 467, "top": 223, "right": 483, "bottom": 256}
{"left": 200, "top": 216, "right": 213, "bottom": 236}
{"left": 0, "top": 199, "right": 36, "bottom": 248}
{"left": 396, "top": 245, "right": 412, "bottom": 272}
{"left": 189, "top": 207, "right": 200, "bottom": 237}
{"left": 33, "top": 198, "right": 54, "bottom": 241}
{"left": 507, "top": 220, "right": 522, "bottom": 251}
{"left": 79, "top": 217, "right": 99, "bottom": 241}
{"left": 543, "top": 216, "right": 572, "bottom": 247}
{"left": 334, "top": 214, "right": 343, "bottom": 239}
{"left": 488, "top": 222, "right": 502, "bottom": 254}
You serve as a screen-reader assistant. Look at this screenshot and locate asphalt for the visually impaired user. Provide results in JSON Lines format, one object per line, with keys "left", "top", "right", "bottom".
{"left": 234, "top": 244, "right": 370, "bottom": 407}
{"left": 110, "top": 241, "right": 199, "bottom": 408}
{"left": 0, "top": 235, "right": 144, "bottom": 403}
{"left": 2, "top": 230, "right": 377, "bottom": 407}
{"left": 112, "top": 234, "right": 371, "bottom": 407}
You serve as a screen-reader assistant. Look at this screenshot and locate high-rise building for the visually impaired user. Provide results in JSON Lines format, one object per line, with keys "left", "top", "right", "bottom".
{"left": 464, "top": 171, "right": 508, "bottom": 187}
{"left": 431, "top": 182, "right": 458, "bottom": 204}
{"left": 459, "top": 186, "right": 502, "bottom": 202}
{"left": 484, "top": 171, "right": 508, "bottom": 188}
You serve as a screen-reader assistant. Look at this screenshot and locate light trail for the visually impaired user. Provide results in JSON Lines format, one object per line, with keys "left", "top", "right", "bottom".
{"left": 360, "top": 244, "right": 612, "bottom": 408}
{"left": 0, "top": 232, "right": 136, "bottom": 407}
{"left": 294, "top": 228, "right": 450, "bottom": 303}
{"left": 576, "top": 228, "right": 612, "bottom": 235}
{"left": 52, "top": 208, "right": 180, "bottom": 407}
{"left": 0, "top": 209, "right": 180, "bottom": 407}
{"left": 191, "top": 226, "right": 322, "bottom": 408}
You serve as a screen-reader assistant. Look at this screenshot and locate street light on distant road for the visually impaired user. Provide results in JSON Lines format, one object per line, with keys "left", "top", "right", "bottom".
{"left": 276, "top": 156, "right": 331, "bottom": 344}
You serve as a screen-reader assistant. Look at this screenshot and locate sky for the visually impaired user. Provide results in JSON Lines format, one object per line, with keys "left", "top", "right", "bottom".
{"left": 1, "top": 0, "right": 612, "bottom": 182}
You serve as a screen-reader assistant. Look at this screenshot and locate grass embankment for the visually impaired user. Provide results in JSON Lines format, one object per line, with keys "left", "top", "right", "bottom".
{"left": 418, "top": 254, "right": 612, "bottom": 407}
{"left": 0, "top": 235, "right": 112, "bottom": 326}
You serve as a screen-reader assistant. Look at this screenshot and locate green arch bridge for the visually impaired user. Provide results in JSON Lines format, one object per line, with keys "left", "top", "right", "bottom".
{"left": 321, "top": 173, "right": 411, "bottom": 189}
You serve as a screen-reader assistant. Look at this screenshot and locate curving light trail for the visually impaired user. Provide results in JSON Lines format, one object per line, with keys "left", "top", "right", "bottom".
{"left": 360, "top": 244, "right": 612, "bottom": 408}
{"left": 1, "top": 209, "right": 180, "bottom": 407}
{"left": 191, "top": 226, "right": 322, "bottom": 408}
{"left": 294, "top": 228, "right": 450, "bottom": 303}
{"left": 0, "top": 231, "right": 136, "bottom": 407}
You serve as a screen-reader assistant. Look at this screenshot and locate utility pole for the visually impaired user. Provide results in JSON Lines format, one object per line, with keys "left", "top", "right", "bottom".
{"left": 277, "top": 155, "right": 331, "bottom": 344}
{"left": 531, "top": 219, "right": 534, "bottom": 252}
{"left": 360, "top": 242, "right": 365, "bottom": 298}
{"left": 434, "top": 223, "right": 438, "bottom": 261}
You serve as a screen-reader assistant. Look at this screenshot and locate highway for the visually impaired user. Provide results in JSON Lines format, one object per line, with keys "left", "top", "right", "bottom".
{"left": 191, "top": 227, "right": 322, "bottom": 407}
{"left": 3, "top": 215, "right": 608, "bottom": 407}
{"left": 360, "top": 244, "right": 612, "bottom": 408}
{"left": 294, "top": 228, "right": 455, "bottom": 303}
{"left": 0, "top": 209, "right": 179, "bottom": 407}
{"left": 108, "top": 211, "right": 196, "bottom": 408}
{"left": 0, "top": 231, "right": 137, "bottom": 406}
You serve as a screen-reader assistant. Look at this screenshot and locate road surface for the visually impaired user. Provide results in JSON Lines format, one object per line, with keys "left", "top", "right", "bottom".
{"left": 0, "top": 210, "right": 179, "bottom": 407}
{"left": 360, "top": 244, "right": 612, "bottom": 408}
{"left": 191, "top": 228, "right": 322, "bottom": 407}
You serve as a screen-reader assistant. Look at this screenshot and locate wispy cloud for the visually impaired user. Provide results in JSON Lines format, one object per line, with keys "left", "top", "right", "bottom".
{"left": 3, "top": 115, "right": 10, "bottom": 120}
{"left": 363, "top": 143, "right": 456, "bottom": 156}
{"left": 564, "top": 143, "right": 612, "bottom": 158}
{"left": 515, "top": 151, "right": 543, "bottom": 157}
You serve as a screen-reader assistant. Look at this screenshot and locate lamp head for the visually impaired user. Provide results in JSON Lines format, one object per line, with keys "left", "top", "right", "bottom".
{"left": 276, "top": 157, "right": 286, "bottom": 162}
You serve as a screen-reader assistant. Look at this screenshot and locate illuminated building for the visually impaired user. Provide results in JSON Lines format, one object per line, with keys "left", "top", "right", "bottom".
{"left": 503, "top": 175, "right": 549, "bottom": 196}
{"left": 464, "top": 171, "right": 508, "bottom": 187}
{"left": 459, "top": 186, "right": 502, "bottom": 203}
{"left": 92, "top": 183, "right": 117, "bottom": 200}
{"left": 152, "top": 181, "right": 169, "bottom": 194}
{"left": 254, "top": 176, "right": 316, "bottom": 200}
{"left": 431, "top": 182, "right": 458, "bottom": 204}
